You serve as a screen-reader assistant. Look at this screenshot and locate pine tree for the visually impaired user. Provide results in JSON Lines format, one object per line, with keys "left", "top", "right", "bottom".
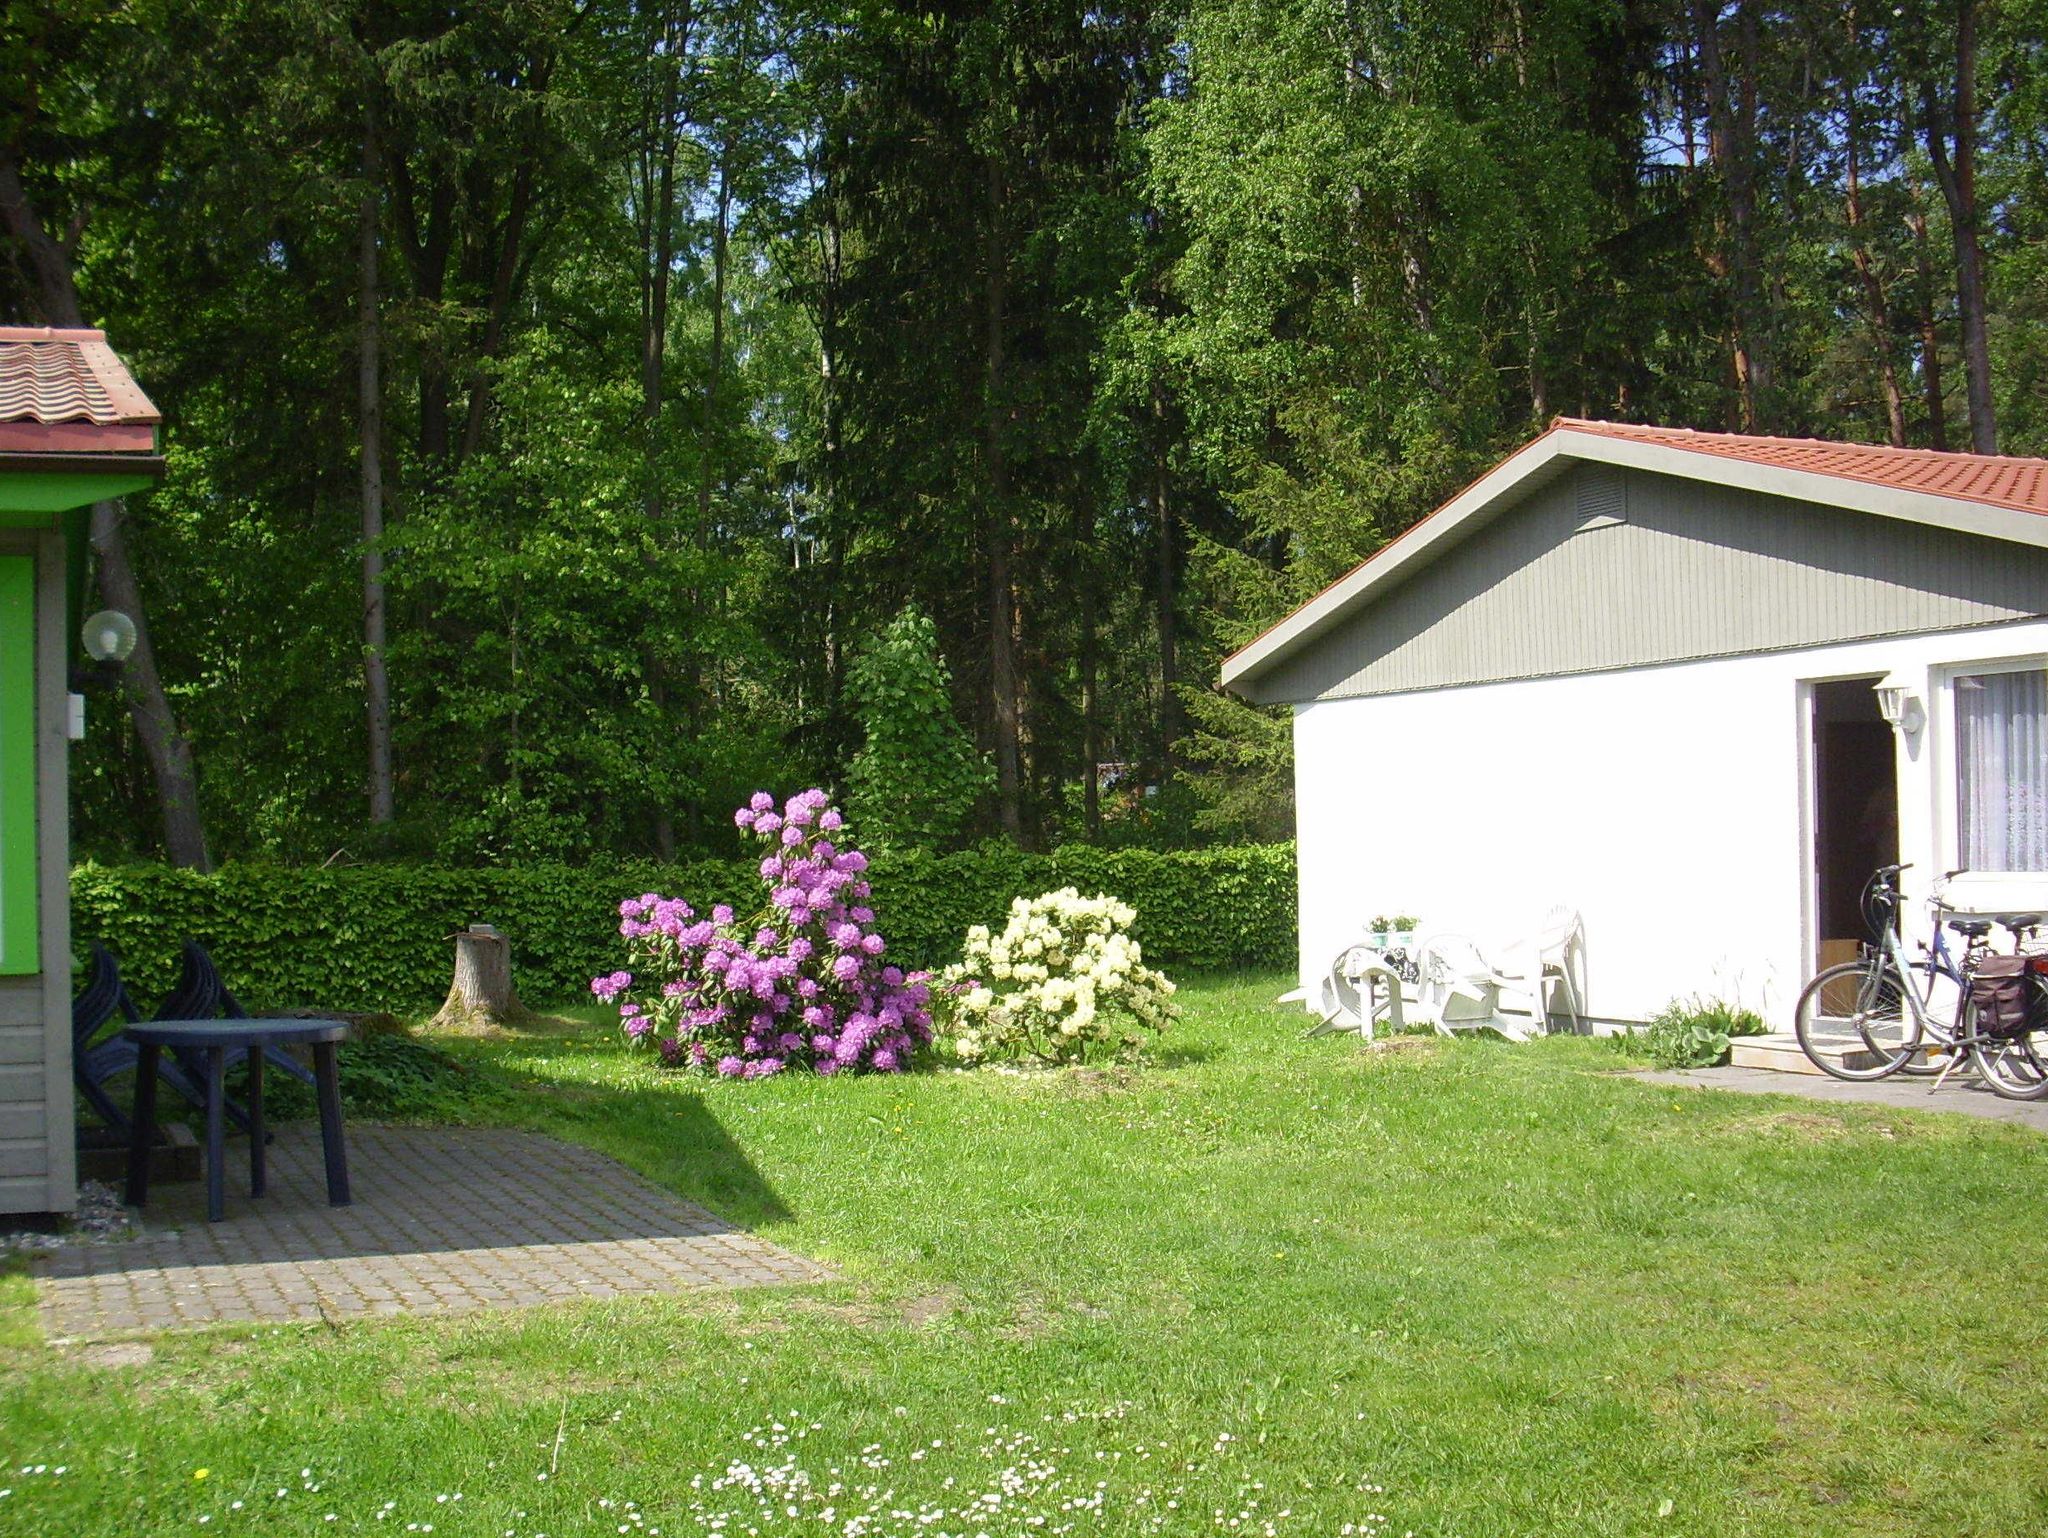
{"left": 844, "top": 607, "right": 992, "bottom": 852}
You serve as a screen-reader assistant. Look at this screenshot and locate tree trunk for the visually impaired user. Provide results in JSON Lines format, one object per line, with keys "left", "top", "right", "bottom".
{"left": 1510, "top": 12, "right": 1547, "bottom": 422}
{"left": 431, "top": 925, "right": 531, "bottom": 1032}
{"left": 1692, "top": 0, "right": 1769, "bottom": 428}
{"left": 1921, "top": 1, "right": 1996, "bottom": 453}
{"left": 384, "top": 153, "right": 456, "bottom": 466}
{"left": 817, "top": 202, "right": 846, "bottom": 723}
{"left": 697, "top": 0, "right": 748, "bottom": 544}
{"left": 0, "top": 155, "right": 81, "bottom": 318}
{"left": 456, "top": 149, "right": 538, "bottom": 465}
{"left": 1151, "top": 385, "right": 1181, "bottom": 771}
{"left": 89, "top": 503, "right": 213, "bottom": 870}
{"left": 984, "top": 153, "right": 1022, "bottom": 842}
{"left": 1399, "top": 236, "right": 1445, "bottom": 396}
{"left": 642, "top": 133, "right": 678, "bottom": 519}
{"left": 697, "top": 143, "right": 734, "bottom": 541}
{"left": 1841, "top": 35, "right": 1908, "bottom": 447}
{"left": 1904, "top": 166, "right": 1951, "bottom": 451}
{"left": 0, "top": 150, "right": 212, "bottom": 868}
{"left": 639, "top": 46, "right": 686, "bottom": 861}
{"left": 1078, "top": 501, "right": 1099, "bottom": 838}
{"left": 359, "top": 117, "right": 394, "bottom": 826}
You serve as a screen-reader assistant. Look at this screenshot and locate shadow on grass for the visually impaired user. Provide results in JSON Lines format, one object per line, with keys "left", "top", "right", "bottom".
{"left": 468, "top": 1054, "right": 796, "bottom": 1231}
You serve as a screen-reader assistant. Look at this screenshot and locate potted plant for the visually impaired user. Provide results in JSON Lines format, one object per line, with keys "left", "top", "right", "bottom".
{"left": 1367, "top": 914, "right": 1420, "bottom": 950}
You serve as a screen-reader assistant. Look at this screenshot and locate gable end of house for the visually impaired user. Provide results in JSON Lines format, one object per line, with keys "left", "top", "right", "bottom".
{"left": 1237, "top": 462, "right": 2048, "bottom": 706}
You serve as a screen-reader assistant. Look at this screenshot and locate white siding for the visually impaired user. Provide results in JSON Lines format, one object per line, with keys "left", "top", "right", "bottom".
{"left": 1253, "top": 467, "right": 2048, "bottom": 705}
{"left": 1293, "top": 617, "right": 2048, "bottom": 1025}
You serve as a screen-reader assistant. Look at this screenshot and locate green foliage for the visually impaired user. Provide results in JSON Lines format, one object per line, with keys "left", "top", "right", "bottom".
{"left": 71, "top": 843, "right": 1295, "bottom": 1013}
{"left": 21, "top": 0, "right": 2048, "bottom": 871}
{"left": 1174, "top": 683, "right": 1294, "bottom": 843}
{"left": 227, "top": 1032, "right": 484, "bottom": 1123}
{"left": 843, "top": 606, "right": 992, "bottom": 851}
{"left": 1640, "top": 996, "right": 1769, "bottom": 1070}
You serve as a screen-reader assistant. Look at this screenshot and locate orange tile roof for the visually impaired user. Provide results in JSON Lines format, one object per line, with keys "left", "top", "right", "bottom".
{"left": 0, "top": 326, "right": 160, "bottom": 455}
{"left": 1554, "top": 417, "right": 2048, "bottom": 517}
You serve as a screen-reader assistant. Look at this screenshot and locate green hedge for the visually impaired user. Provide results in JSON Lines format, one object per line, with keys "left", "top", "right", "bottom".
{"left": 70, "top": 843, "right": 1296, "bottom": 1014}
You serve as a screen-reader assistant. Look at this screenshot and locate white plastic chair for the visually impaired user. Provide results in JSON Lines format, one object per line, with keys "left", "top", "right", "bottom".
{"left": 1411, "top": 934, "right": 1530, "bottom": 1042}
{"left": 1493, "top": 906, "right": 1586, "bottom": 1035}
{"left": 1309, "top": 945, "right": 1406, "bottom": 1043}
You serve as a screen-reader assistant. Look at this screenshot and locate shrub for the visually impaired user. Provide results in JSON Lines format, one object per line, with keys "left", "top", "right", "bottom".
{"left": 592, "top": 790, "right": 933, "bottom": 1077}
{"left": 939, "top": 888, "right": 1178, "bottom": 1063}
{"left": 1641, "top": 995, "right": 1768, "bottom": 1069}
{"left": 226, "top": 1032, "right": 479, "bottom": 1121}
{"left": 70, "top": 843, "right": 1295, "bottom": 1013}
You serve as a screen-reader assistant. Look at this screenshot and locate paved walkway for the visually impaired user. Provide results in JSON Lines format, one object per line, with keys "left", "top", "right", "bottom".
{"left": 35, "top": 1124, "right": 828, "bottom": 1341}
{"left": 1639, "top": 1065, "right": 2048, "bottom": 1131}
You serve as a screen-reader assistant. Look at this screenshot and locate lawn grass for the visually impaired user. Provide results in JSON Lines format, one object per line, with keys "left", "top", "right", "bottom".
{"left": 4, "top": 972, "right": 2048, "bottom": 1536}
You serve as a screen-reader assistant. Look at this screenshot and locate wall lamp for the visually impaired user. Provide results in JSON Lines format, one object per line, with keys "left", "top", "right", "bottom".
{"left": 82, "top": 610, "right": 137, "bottom": 665}
{"left": 1874, "top": 671, "right": 1925, "bottom": 736}
{"left": 70, "top": 609, "right": 138, "bottom": 700}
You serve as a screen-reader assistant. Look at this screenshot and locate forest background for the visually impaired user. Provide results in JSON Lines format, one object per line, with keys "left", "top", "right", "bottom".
{"left": 3, "top": 0, "right": 2044, "bottom": 870}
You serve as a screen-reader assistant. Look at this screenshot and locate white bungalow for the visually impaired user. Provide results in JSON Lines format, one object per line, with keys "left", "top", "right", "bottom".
{"left": 1221, "top": 419, "right": 2048, "bottom": 1030}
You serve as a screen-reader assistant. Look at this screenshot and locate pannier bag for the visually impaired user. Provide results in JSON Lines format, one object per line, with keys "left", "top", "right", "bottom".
{"left": 1969, "top": 955, "right": 2041, "bottom": 1040}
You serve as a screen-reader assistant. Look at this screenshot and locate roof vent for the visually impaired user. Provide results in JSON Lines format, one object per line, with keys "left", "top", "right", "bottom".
{"left": 1574, "top": 465, "right": 1627, "bottom": 531}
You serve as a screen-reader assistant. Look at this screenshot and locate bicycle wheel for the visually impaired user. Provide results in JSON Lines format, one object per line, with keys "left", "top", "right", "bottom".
{"left": 1970, "top": 1007, "right": 2048, "bottom": 1100}
{"left": 1892, "top": 962, "right": 1966, "bottom": 1076}
{"left": 1794, "top": 959, "right": 1919, "bottom": 1080}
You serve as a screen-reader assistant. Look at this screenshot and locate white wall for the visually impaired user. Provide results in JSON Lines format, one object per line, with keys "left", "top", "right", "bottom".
{"left": 1292, "top": 618, "right": 2048, "bottom": 1027}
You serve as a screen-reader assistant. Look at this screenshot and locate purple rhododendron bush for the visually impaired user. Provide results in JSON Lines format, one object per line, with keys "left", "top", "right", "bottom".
{"left": 592, "top": 789, "right": 933, "bottom": 1077}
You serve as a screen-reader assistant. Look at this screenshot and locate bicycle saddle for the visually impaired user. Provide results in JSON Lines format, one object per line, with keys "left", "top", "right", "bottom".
{"left": 1998, "top": 913, "right": 2042, "bottom": 931}
{"left": 1948, "top": 918, "right": 1994, "bottom": 938}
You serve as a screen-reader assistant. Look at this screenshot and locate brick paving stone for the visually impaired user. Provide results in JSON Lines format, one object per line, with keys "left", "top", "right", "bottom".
{"left": 34, "top": 1124, "right": 830, "bottom": 1341}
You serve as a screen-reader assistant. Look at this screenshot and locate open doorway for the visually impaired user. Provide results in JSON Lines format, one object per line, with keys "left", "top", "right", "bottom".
{"left": 1812, "top": 678, "right": 1899, "bottom": 973}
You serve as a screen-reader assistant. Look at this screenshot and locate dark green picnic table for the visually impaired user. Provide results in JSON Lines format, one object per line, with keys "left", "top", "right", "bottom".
{"left": 123, "top": 1018, "right": 352, "bottom": 1222}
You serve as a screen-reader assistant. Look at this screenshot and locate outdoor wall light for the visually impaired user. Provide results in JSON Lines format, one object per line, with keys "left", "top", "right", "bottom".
{"left": 1874, "top": 672, "right": 1925, "bottom": 736}
{"left": 81, "top": 609, "right": 137, "bottom": 665}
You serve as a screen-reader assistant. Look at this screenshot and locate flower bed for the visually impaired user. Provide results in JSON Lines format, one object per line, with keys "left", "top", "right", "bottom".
{"left": 941, "top": 887, "right": 1178, "bottom": 1063}
{"left": 593, "top": 791, "right": 933, "bottom": 1076}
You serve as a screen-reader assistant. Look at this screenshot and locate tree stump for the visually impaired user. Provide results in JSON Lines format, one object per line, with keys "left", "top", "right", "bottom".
{"left": 431, "top": 924, "right": 532, "bottom": 1033}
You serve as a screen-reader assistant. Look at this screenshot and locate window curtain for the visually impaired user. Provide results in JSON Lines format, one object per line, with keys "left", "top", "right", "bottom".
{"left": 1958, "top": 668, "right": 2048, "bottom": 871}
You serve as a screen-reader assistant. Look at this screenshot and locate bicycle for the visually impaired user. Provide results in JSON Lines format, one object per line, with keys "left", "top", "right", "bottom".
{"left": 1791, "top": 864, "right": 2048, "bottom": 1099}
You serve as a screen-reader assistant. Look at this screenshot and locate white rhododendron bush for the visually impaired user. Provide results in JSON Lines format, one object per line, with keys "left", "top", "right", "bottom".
{"left": 941, "top": 887, "right": 1178, "bottom": 1062}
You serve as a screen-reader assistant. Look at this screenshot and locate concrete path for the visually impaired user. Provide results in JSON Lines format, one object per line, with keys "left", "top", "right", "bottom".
{"left": 1639, "top": 1065, "right": 2048, "bottom": 1131}
{"left": 34, "top": 1123, "right": 828, "bottom": 1341}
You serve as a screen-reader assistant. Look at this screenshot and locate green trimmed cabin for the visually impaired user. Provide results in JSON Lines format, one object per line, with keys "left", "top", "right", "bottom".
{"left": 1, "top": 326, "right": 163, "bottom": 1216}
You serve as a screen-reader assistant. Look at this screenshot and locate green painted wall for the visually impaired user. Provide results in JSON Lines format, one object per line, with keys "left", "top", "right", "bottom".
{"left": 0, "top": 556, "right": 35, "bottom": 974}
